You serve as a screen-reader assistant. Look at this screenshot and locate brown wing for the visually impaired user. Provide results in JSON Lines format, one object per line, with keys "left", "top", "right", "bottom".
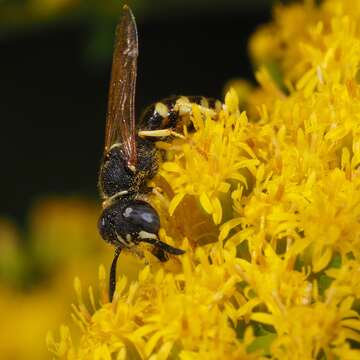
{"left": 104, "top": 5, "right": 138, "bottom": 168}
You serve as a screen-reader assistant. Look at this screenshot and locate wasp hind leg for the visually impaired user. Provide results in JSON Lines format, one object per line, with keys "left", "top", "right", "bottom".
{"left": 109, "top": 247, "right": 121, "bottom": 302}
{"left": 151, "top": 246, "right": 168, "bottom": 262}
{"left": 141, "top": 237, "right": 185, "bottom": 255}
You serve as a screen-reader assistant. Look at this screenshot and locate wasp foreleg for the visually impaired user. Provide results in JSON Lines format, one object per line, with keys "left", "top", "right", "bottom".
{"left": 138, "top": 129, "right": 185, "bottom": 139}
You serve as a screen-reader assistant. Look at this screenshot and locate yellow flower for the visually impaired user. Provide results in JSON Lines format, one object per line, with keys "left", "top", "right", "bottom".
{"left": 49, "top": 1, "right": 360, "bottom": 358}
{"left": 48, "top": 250, "right": 265, "bottom": 360}
{"left": 268, "top": 299, "right": 360, "bottom": 360}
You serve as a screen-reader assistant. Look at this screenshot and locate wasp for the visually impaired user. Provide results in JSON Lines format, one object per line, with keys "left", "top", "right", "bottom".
{"left": 98, "top": 6, "right": 220, "bottom": 301}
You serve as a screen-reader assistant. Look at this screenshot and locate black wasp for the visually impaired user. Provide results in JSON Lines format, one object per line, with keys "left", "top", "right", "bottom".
{"left": 98, "top": 6, "right": 220, "bottom": 301}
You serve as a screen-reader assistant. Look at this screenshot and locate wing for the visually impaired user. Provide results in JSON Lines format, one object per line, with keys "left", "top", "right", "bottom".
{"left": 104, "top": 5, "right": 138, "bottom": 169}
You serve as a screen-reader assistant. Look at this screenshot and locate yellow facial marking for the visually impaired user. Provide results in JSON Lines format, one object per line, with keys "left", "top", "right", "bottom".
{"left": 155, "top": 102, "right": 169, "bottom": 118}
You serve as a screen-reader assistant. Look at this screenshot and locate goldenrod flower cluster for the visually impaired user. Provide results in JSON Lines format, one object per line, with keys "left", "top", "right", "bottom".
{"left": 48, "top": 1, "right": 360, "bottom": 359}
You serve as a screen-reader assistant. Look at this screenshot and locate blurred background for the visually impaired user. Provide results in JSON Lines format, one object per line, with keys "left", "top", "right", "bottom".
{"left": 0, "top": 0, "right": 274, "bottom": 358}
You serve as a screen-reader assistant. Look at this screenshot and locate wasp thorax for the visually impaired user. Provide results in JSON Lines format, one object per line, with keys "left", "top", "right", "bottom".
{"left": 99, "top": 147, "right": 135, "bottom": 198}
{"left": 99, "top": 138, "right": 159, "bottom": 200}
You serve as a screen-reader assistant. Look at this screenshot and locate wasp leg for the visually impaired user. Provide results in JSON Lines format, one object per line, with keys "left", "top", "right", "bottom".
{"left": 109, "top": 247, "right": 121, "bottom": 302}
{"left": 141, "top": 237, "right": 185, "bottom": 255}
{"left": 152, "top": 187, "right": 170, "bottom": 207}
{"left": 151, "top": 246, "right": 168, "bottom": 262}
{"left": 138, "top": 129, "right": 185, "bottom": 139}
{"left": 102, "top": 190, "right": 128, "bottom": 209}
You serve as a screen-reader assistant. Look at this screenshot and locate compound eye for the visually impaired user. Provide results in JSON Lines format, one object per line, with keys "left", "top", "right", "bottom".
{"left": 123, "top": 201, "right": 160, "bottom": 235}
